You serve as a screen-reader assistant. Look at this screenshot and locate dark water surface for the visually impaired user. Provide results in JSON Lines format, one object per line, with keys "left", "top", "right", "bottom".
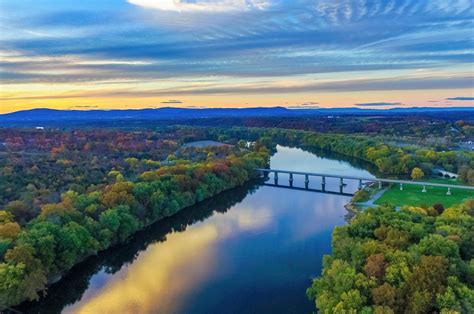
{"left": 19, "top": 146, "right": 375, "bottom": 314}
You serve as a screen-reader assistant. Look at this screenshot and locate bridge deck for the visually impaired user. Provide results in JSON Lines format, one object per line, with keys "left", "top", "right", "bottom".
{"left": 256, "top": 168, "right": 474, "bottom": 191}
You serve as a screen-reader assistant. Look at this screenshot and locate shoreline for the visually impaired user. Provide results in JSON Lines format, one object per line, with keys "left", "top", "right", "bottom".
{"left": 14, "top": 179, "right": 263, "bottom": 310}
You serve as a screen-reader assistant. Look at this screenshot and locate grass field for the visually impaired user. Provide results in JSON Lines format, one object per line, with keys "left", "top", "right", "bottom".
{"left": 374, "top": 178, "right": 474, "bottom": 208}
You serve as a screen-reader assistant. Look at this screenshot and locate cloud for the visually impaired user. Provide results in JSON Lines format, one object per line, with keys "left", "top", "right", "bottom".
{"left": 3, "top": 74, "right": 471, "bottom": 102}
{"left": 127, "top": 0, "right": 271, "bottom": 12}
{"left": 286, "top": 102, "right": 320, "bottom": 109}
{"left": 446, "top": 97, "right": 474, "bottom": 101}
{"left": 299, "top": 102, "right": 319, "bottom": 106}
{"left": 355, "top": 102, "right": 402, "bottom": 107}
{"left": 1, "top": 0, "right": 474, "bottom": 107}
{"left": 161, "top": 100, "right": 183, "bottom": 104}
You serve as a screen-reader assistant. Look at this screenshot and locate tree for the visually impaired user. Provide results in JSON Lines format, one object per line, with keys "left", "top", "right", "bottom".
{"left": 16, "top": 221, "right": 60, "bottom": 273}
{"left": 307, "top": 259, "right": 365, "bottom": 311}
{"left": 412, "top": 234, "right": 460, "bottom": 259}
{"left": 0, "top": 210, "right": 21, "bottom": 240}
{"left": 364, "top": 254, "right": 387, "bottom": 281}
{"left": 0, "top": 262, "right": 26, "bottom": 306}
{"left": 99, "top": 205, "right": 141, "bottom": 244}
{"left": 353, "top": 189, "right": 370, "bottom": 203}
{"left": 0, "top": 221, "right": 21, "bottom": 240}
{"left": 411, "top": 167, "right": 425, "bottom": 180}
{"left": 56, "top": 222, "right": 99, "bottom": 270}
{"left": 432, "top": 203, "right": 445, "bottom": 215}
{"left": 4, "top": 244, "right": 47, "bottom": 303}
{"left": 5, "top": 200, "right": 31, "bottom": 224}
{"left": 405, "top": 256, "right": 448, "bottom": 313}
{"left": 371, "top": 283, "right": 396, "bottom": 308}
{"left": 0, "top": 211, "right": 14, "bottom": 224}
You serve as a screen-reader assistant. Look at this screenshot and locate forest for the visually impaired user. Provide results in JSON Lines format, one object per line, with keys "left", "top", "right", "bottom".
{"left": 307, "top": 200, "right": 474, "bottom": 312}
{"left": 0, "top": 128, "right": 269, "bottom": 307}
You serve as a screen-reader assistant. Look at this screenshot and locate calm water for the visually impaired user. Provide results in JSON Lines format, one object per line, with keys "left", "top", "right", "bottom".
{"left": 20, "top": 145, "right": 375, "bottom": 314}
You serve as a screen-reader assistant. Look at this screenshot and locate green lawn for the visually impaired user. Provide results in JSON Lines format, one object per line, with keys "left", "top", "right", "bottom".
{"left": 375, "top": 178, "right": 474, "bottom": 208}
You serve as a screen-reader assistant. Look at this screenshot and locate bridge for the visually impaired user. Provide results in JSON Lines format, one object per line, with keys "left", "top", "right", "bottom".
{"left": 256, "top": 168, "right": 474, "bottom": 195}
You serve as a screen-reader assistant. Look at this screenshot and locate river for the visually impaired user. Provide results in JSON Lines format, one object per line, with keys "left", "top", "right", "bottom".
{"left": 19, "top": 145, "right": 375, "bottom": 314}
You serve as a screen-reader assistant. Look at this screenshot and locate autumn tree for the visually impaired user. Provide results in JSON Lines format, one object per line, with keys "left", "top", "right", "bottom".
{"left": 411, "top": 167, "right": 425, "bottom": 180}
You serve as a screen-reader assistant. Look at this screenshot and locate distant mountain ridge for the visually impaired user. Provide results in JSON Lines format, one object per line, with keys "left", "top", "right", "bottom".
{"left": 1, "top": 107, "right": 473, "bottom": 123}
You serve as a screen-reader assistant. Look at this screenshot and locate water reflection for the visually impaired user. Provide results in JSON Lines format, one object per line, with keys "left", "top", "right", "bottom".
{"left": 19, "top": 146, "right": 375, "bottom": 314}
{"left": 71, "top": 224, "right": 220, "bottom": 313}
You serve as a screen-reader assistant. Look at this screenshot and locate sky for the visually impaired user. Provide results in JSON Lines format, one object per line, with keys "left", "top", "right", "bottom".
{"left": 1, "top": 0, "right": 473, "bottom": 113}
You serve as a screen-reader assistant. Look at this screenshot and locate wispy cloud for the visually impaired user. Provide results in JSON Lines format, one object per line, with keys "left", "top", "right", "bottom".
{"left": 161, "top": 100, "right": 183, "bottom": 104}
{"left": 287, "top": 102, "right": 320, "bottom": 109}
{"left": 446, "top": 97, "right": 474, "bottom": 101}
{"left": 355, "top": 102, "right": 402, "bottom": 107}
{"left": 128, "top": 0, "right": 271, "bottom": 12}
{"left": 2, "top": 74, "right": 471, "bottom": 101}
{"left": 73, "top": 105, "right": 99, "bottom": 108}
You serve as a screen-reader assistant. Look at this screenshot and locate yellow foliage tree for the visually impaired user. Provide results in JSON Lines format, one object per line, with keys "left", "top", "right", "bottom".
{"left": 0, "top": 221, "right": 21, "bottom": 240}
{"left": 411, "top": 167, "right": 424, "bottom": 180}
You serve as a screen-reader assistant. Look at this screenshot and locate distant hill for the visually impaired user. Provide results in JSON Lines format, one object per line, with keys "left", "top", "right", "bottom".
{"left": 0, "top": 107, "right": 473, "bottom": 124}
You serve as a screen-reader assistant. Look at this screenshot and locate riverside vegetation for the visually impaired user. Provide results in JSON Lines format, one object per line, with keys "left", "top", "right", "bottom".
{"left": 0, "top": 128, "right": 269, "bottom": 307}
{"left": 307, "top": 201, "right": 474, "bottom": 313}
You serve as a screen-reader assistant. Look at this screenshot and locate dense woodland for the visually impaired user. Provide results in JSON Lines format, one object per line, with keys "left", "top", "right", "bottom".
{"left": 307, "top": 201, "right": 474, "bottom": 313}
{"left": 170, "top": 113, "right": 474, "bottom": 151}
{"left": 0, "top": 128, "right": 269, "bottom": 307}
{"left": 210, "top": 115, "right": 471, "bottom": 139}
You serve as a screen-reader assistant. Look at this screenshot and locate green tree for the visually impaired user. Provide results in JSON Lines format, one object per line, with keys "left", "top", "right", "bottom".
{"left": 99, "top": 205, "right": 141, "bottom": 244}
{"left": 4, "top": 244, "right": 47, "bottom": 303}
{"left": 0, "top": 262, "right": 26, "bottom": 306}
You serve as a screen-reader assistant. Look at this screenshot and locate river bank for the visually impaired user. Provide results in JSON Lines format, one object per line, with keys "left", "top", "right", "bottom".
{"left": 2, "top": 148, "right": 269, "bottom": 309}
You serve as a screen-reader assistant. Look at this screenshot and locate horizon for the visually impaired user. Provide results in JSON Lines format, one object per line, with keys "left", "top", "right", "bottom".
{"left": 3, "top": 105, "right": 474, "bottom": 116}
{"left": 1, "top": 0, "right": 474, "bottom": 113}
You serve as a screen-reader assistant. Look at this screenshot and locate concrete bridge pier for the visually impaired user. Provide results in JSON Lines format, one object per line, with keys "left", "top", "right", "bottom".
{"left": 400, "top": 183, "right": 403, "bottom": 191}
{"left": 274, "top": 171, "right": 279, "bottom": 185}
{"left": 378, "top": 181, "right": 382, "bottom": 189}
{"left": 358, "top": 179, "right": 363, "bottom": 190}
{"left": 339, "top": 178, "right": 345, "bottom": 194}
{"left": 422, "top": 185, "right": 427, "bottom": 193}
{"left": 305, "top": 174, "right": 309, "bottom": 189}
{"left": 447, "top": 188, "right": 451, "bottom": 195}
{"left": 322, "top": 176, "right": 326, "bottom": 191}
{"left": 289, "top": 173, "right": 294, "bottom": 187}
